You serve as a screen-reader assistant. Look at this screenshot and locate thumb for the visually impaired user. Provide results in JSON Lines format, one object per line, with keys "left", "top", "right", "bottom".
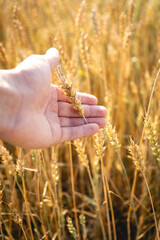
{"left": 45, "top": 48, "right": 60, "bottom": 70}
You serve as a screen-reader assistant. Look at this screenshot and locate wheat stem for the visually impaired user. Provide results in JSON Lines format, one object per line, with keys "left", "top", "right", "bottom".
{"left": 84, "top": 116, "right": 115, "bottom": 239}
{"left": 93, "top": 136, "right": 116, "bottom": 240}
{"left": 16, "top": 147, "right": 34, "bottom": 240}
{"left": 127, "top": 169, "right": 138, "bottom": 240}
{"left": 143, "top": 174, "right": 160, "bottom": 240}
{"left": 21, "top": 224, "right": 28, "bottom": 240}
{"left": 54, "top": 184, "right": 62, "bottom": 240}
{"left": 128, "top": 66, "right": 160, "bottom": 239}
{"left": 69, "top": 142, "right": 80, "bottom": 240}
{"left": 0, "top": 182, "right": 4, "bottom": 240}
{"left": 87, "top": 168, "right": 107, "bottom": 240}
{"left": 22, "top": 177, "right": 34, "bottom": 240}
{"left": 40, "top": 151, "right": 58, "bottom": 238}
{"left": 74, "top": 138, "right": 107, "bottom": 240}
{"left": 117, "top": 152, "right": 138, "bottom": 238}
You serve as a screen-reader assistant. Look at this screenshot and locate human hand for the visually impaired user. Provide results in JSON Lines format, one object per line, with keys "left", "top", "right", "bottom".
{"left": 0, "top": 48, "right": 107, "bottom": 149}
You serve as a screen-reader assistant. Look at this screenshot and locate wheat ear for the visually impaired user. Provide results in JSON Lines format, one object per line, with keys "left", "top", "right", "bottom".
{"left": 56, "top": 65, "right": 84, "bottom": 116}
{"left": 128, "top": 139, "right": 160, "bottom": 240}
{"left": 144, "top": 117, "right": 160, "bottom": 162}
{"left": 67, "top": 216, "right": 77, "bottom": 239}
{"left": 0, "top": 145, "right": 15, "bottom": 175}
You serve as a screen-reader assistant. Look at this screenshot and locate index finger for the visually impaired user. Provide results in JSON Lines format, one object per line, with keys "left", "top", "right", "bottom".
{"left": 53, "top": 85, "right": 98, "bottom": 105}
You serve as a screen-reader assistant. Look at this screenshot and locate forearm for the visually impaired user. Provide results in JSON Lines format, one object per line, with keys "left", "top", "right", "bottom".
{"left": 0, "top": 69, "right": 20, "bottom": 140}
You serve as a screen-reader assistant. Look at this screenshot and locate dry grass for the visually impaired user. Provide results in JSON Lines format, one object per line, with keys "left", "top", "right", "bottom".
{"left": 0, "top": 0, "right": 160, "bottom": 239}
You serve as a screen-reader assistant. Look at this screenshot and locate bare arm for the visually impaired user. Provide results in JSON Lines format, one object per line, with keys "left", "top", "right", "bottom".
{"left": 0, "top": 48, "right": 107, "bottom": 149}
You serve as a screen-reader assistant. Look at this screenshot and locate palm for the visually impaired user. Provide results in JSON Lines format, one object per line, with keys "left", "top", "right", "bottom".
{"left": 11, "top": 49, "right": 106, "bottom": 149}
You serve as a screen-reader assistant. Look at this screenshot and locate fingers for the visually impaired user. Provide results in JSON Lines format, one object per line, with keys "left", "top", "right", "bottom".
{"left": 54, "top": 85, "right": 97, "bottom": 105}
{"left": 58, "top": 102, "right": 107, "bottom": 118}
{"left": 59, "top": 117, "right": 106, "bottom": 128}
{"left": 60, "top": 124, "right": 99, "bottom": 142}
{"left": 45, "top": 48, "right": 60, "bottom": 70}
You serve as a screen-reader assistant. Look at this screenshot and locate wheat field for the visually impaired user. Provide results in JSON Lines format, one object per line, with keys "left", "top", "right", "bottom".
{"left": 0, "top": 0, "right": 160, "bottom": 239}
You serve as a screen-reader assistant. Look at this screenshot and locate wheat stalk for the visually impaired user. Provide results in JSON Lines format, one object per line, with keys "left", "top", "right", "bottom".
{"left": 9, "top": 203, "right": 28, "bottom": 240}
{"left": 128, "top": 139, "right": 160, "bottom": 240}
{"left": 0, "top": 181, "right": 4, "bottom": 240}
{"left": 51, "top": 147, "right": 62, "bottom": 240}
{"left": 74, "top": 138, "right": 107, "bottom": 240}
{"left": 128, "top": 64, "right": 160, "bottom": 240}
{"left": 144, "top": 117, "right": 160, "bottom": 162}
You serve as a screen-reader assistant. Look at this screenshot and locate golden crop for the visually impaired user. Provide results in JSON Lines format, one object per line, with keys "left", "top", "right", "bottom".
{"left": 0, "top": 0, "right": 160, "bottom": 239}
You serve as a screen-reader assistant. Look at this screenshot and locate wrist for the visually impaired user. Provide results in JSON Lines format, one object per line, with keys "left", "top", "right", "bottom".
{"left": 0, "top": 69, "right": 21, "bottom": 140}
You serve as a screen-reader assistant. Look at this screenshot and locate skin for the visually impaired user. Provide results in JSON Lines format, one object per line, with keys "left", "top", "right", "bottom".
{"left": 0, "top": 48, "right": 107, "bottom": 149}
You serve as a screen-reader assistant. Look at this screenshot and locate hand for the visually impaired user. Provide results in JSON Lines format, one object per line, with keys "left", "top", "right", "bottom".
{"left": 0, "top": 48, "right": 107, "bottom": 149}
